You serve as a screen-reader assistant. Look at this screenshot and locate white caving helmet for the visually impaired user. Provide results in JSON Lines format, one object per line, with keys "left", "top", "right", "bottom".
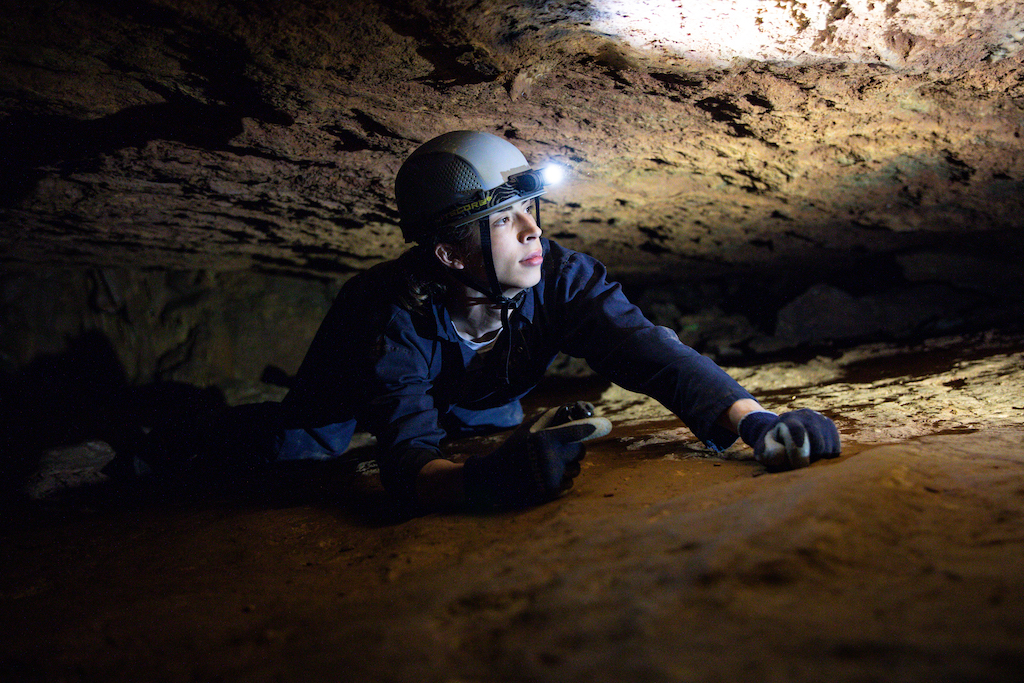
{"left": 395, "top": 130, "right": 554, "bottom": 306}
{"left": 396, "top": 131, "right": 549, "bottom": 242}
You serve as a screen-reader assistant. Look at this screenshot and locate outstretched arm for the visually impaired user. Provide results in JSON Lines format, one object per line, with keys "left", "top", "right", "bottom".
{"left": 545, "top": 245, "right": 840, "bottom": 470}
{"left": 417, "top": 398, "right": 843, "bottom": 509}
{"left": 717, "top": 398, "right": 765, "bottom": 433}
{"left": 719, "top": 399, "right": 842, "bottom": 471}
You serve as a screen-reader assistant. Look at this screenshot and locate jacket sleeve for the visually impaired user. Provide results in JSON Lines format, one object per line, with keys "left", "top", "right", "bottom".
{"left": 548, "top": 248, "right": 754, "bottom": 450}
{"left": 356, "top": 313, "right": 448, "bottom": 501}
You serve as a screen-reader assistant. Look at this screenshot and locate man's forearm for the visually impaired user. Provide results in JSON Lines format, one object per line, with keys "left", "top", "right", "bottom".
{"left": 718, "top": 398, "right": 765, "bottom": 434}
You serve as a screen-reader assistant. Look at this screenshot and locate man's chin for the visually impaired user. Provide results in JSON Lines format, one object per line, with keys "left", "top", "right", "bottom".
{"left": 498, "top": 274, "right": 541, "bottom": 298}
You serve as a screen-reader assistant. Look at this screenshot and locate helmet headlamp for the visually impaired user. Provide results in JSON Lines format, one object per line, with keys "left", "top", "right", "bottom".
{"left": 507, "top": 168, "right": 544, "bottom": 195}
{"left": 507, "top": 164, "right": 564, "bottom": 195}
{"left": 540, "top": 164, "right": 565, "bottom": 185}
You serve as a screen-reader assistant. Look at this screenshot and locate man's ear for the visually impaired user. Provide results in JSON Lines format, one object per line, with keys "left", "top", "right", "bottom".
{"left": 434, "top": 243, "right": 464, "bottom": 270}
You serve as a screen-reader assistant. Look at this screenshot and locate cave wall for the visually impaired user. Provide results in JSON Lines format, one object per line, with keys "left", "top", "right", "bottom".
{"left": 2, "top": 0, "right": 1024, "bottom": 390}
{"left": 0, "top": 268, "right": 337, "bottom": 389}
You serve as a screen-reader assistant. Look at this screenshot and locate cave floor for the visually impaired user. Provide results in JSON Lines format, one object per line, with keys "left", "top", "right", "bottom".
{"left": 3, "top": 332, "right": 1024, "bottom": 683}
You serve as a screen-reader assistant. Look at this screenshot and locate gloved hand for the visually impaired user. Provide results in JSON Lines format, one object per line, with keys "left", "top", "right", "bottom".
{"left": 738, "top": 408, "right": 841, "bottom": 472}
{"left": 463, "top": 401, "right": 612, "bottom": 509}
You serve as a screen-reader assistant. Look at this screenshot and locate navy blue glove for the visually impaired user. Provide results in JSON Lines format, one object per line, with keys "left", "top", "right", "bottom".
{"left": 738, "top": 409, "right": 841, "bottom": 472}
{"left": 463, "top": 402, "right": 612, "bottom": 509}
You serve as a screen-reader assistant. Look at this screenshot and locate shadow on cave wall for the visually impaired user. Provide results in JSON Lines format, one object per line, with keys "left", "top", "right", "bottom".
{"left": 0, "top": 330, "right": 406, "bottom": 522}
{"left": 0, "top": 0, "right": 293, "bottom": 208}
{"left": 0, "top": 330, "right": 224, "bottom": 489}
{"left": 0, "top": 92, "right": 288, "bottom": 208}
{"left": 622, "top": 224, "right": 1024, "bottom": 363}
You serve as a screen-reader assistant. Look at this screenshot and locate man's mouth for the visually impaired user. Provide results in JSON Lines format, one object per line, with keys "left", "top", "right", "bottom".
{"left": 521, "top": 251, "right": 544, "bottom": 266}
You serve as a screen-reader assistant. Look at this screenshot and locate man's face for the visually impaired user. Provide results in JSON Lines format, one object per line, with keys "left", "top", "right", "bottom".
{"left": 479, "top": 199, "right": 544, "bottom": 296}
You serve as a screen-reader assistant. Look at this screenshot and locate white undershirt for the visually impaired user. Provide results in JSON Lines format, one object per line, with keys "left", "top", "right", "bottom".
{"left": 453, "top": 322, "right": 501, "bottom": 354}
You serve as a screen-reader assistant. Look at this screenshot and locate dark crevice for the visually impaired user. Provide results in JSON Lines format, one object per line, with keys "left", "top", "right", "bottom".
{"left": 639, "top": 241, "right": 671, "bottom": 255}
{"left": 378, "top": 5, "right": 501, "bottom": 89}
{"left": 695, "top": 97, "right": 756, "bottom": 138}
{"left": 324, "top": 125, "right": 372, "bottom": 152}
{"left": 944, "top": 152, "right": 975, "bottom": 184}
{"left": 744, "top": 93, "right": 773, "bottom": 110}
{"left": 649, "top": 72, "right": 703, "bottom": 90}
{"left": 351, "top": 109, "right": 413, "bottom": 143}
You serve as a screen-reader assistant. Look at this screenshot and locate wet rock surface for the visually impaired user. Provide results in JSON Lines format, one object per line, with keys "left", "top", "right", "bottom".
{"left": 4, "top": 334, "right": 1023, "bottom": 682}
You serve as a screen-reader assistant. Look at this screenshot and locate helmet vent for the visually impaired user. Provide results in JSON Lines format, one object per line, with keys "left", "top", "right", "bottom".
{"left": 439, "top": 156, "right": 484, "bottom": 199}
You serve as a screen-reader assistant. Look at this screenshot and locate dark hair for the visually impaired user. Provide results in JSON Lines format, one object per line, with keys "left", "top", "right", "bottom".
{"left": 396, "top": 220, "right": 477, "bottom": 311}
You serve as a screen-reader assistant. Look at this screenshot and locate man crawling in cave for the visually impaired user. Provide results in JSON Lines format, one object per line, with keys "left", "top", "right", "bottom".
{"left": 121, "top": 130, "right": 841, "bottom": 511}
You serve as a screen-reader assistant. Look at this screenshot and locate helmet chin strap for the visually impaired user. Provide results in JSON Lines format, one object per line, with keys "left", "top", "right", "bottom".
{"left": 477, "top": 216, "right": 512, "bottom": 307}
{"left": 444, "top": 227, "right": 512, "bottom": 309}
{"left": 445, "top": 197, "right": 542, "bottom": 382}
{"left": 448, "top": 196, "right": 542, "bottom": 310}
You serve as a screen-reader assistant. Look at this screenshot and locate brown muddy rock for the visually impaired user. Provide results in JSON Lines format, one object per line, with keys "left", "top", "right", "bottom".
{"left": 1, "top": 0, "right": 1023, "bottom": 284}
{"left": 6, "top": 337, "right": 1024, "bottom": 682}
{"left": 4, "top": 5, "right": 1024, "bottom": 678}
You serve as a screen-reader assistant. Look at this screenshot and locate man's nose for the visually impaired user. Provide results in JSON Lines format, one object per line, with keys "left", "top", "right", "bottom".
{"left": 517, "top": 209, "right": 541, "bottom": 238}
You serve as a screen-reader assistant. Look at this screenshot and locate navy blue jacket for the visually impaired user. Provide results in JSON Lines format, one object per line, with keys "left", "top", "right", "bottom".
{"left": 279, "top": 239, "right": 753, "bottom": 499}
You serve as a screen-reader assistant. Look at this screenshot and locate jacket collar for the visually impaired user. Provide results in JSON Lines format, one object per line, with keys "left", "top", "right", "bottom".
{"left": 429, "top": 245, "right": 544, "bottom": 342}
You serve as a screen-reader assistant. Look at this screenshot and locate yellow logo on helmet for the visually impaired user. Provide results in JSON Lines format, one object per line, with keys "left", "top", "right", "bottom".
{"left": 438, "top": 193, "right": 493, "bottom": 222}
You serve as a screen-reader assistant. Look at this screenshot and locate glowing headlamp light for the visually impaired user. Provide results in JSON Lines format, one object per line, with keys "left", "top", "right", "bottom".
{"left": 540, "top": 164, "right": 565, "bottom": 185}
{"left": 507, "top": 164, "right": 565, "bottom": 194}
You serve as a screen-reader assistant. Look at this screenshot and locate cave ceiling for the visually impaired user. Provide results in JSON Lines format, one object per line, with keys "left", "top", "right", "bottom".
{"left": 2, "top": 0, "right": 1023, "bottom": 283}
